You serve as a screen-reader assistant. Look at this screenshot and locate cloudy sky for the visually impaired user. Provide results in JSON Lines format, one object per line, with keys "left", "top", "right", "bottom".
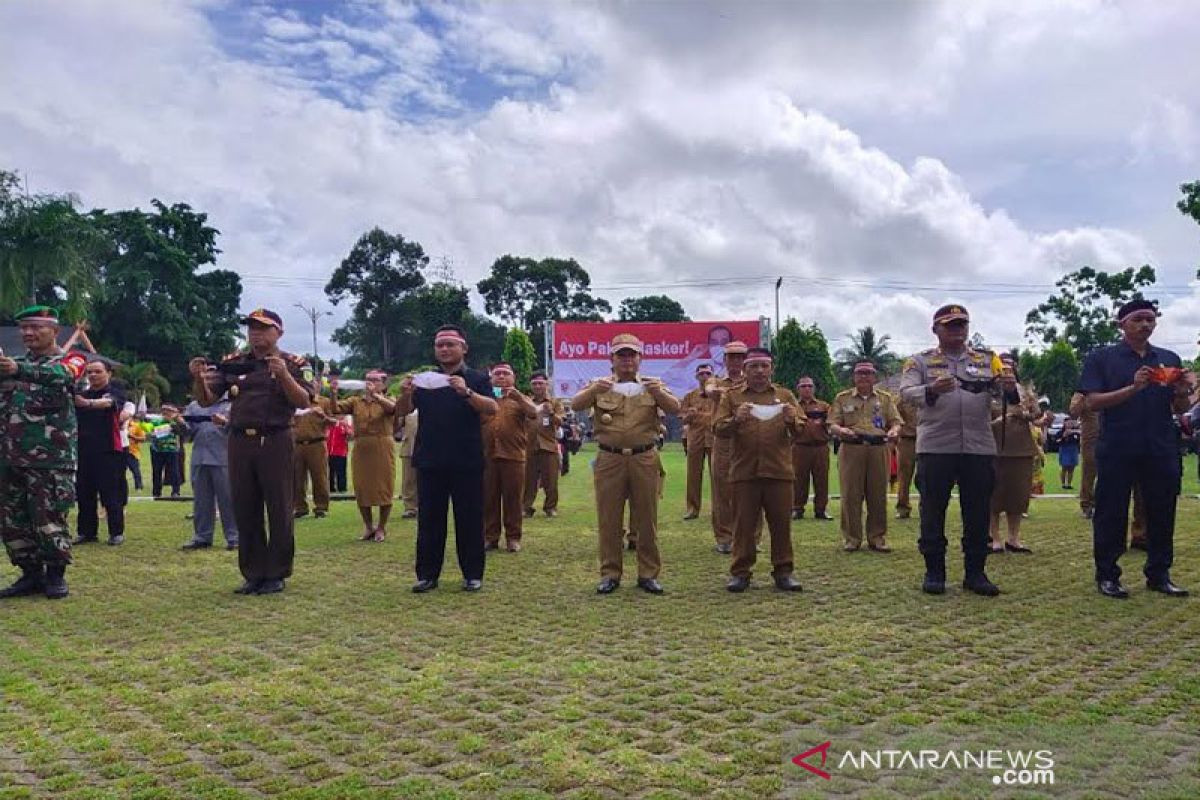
{"left": 2, "top": 0, "right": 1198, "bottom": 360}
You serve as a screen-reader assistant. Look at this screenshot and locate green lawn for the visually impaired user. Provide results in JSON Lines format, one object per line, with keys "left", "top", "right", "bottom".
{"left": 3, "top": 444, "right": 1200, "bottom": 798}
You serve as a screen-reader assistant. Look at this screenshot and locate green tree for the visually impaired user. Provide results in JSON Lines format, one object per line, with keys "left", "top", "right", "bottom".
{"left": 617, "top": 295, "right": 689, "bottom": 322}
{"left": 87, "top": 201, "right": 239, "bottom": 395}
{"left": 477, "top": 255, "right": 611, "bottom": 356}
{"left": 1024, "top": 265, "right": 1156, "bottom": 357}
{"left": 500, "top": 328, "right": 537, "bottom": 392}
{"left": 325, "top": 228, "right": 428, "bottom": 369}
{"left": 0, "top": 171, "right": 106, "bottom": 320}
{"left": 834, "top": 326, "right": 900, "bottom": 380}
{"left": 773, "top": 319, "right": 838, "bottom": 400}
{"left": 1024, "top": 339, "right": 1079, "bottom": 410}
{"left": 116, "top": 361, "right": 171, "bottom": 408}
{"left": 1178, "top": 180, "right": 1200, "bottom": 230}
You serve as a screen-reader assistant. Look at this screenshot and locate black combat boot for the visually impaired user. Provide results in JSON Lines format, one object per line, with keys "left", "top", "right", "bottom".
{"left": 0, "top": 565, "right": 44, "bottom": 598}
{"left": 922, "top": 554, "right": 946, "bottom": 595}
{"left": 43, "top": 564, "right": 69, "bottom": 599}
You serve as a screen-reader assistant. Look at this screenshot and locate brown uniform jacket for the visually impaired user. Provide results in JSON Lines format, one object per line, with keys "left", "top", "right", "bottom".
{"left": 528, "top": 396, "right": 564, "bottom": 453}
{"left": 484, "top": 394, "right": 532, "bottom": 461}
{"left": 293, "top": 396, "right": 334, "bottom": 441}
{"left": 204, "top": 350, "right": 313, "bottom": 430}
{"left": 713, "top": 384, "right": 800, "bottom": 481}
{"left": 572, "top": 380, "right": 673, "bottom": 450}
{"left": 830, "top": 387, "right": 902, "bottom": 438}
{"left": 681, "top": 386, "right": 716, "bottom": 448}
{"left": 898, "top": 399, "right": 919, "bottom": 438}
{"left": 1068, "top": 392, "right": 1100, "bottom": 444}
{"left": 334, "top": 396, "right": 396, "bottom": 438}
{"left": 792, "top": 398, "right": 831, "bottom": 445}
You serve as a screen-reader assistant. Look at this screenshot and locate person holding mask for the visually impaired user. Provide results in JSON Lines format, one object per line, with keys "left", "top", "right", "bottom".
{"left": 335, "top": 370, "right": 398, "bottom": 542}
{"left": 988, "top": 355, "right": 1038, "bottom": 554}
{"left": 1080, "top": 299, "right": 1194, "bottom": 599}
{"left": 181, "top": 368, "right": 238, "bottom": 550}
{"left": 73, "top": 360, "right": 129, "bottom": 546}
{"left": 523, "top": 371, "right": 564, "bottom": 518}
{"left": 483, "top": 363, "right": 538, "bottom": 551}
{"left": 791, "top": 376, "right": 833, "bottom": 521}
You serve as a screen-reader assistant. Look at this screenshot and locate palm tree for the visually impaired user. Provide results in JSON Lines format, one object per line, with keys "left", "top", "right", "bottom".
{"left": 0, "top": 192, "right": 105, "bottom": 321}
{"left": 116, "top": 362, "right": 171, "bottom": 408}
{"left": 835, "top": 326, "right": 900, "bottom": 379}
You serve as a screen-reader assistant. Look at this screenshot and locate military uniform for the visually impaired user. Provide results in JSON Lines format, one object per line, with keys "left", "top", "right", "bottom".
{"left": 899, "top": 334, "right": 1010, "bottom": 589}
{"left": 293, "top": 395, "right": 333, "bottom": 517}
{"left": 484, "top": 393, "right": 531, "bottom": 548}
{"left": 894, "top": 399, "right": 919, "bottom": 518}
{"left": 201, "top": 347, "right": 313, "bottom": 588}
{"left": 680, "top": 385, "right": 714, "bottom": 518}
{"left": 523, "top": 396, "right": 564, "bottom": 516}
{"left": 0, "top": 334, "right": 86, "bottom": 598}
{"left": 714, "top": 383, "right": 801, "bottom": 585}
{"left": 791, "top": 397, "right": 831, "bottom": 518}
{"left": 572, "top": 359, "right": 677, "bottom": 585}
{"left": 830, "top": 386, "right": 902, "bottom": 549}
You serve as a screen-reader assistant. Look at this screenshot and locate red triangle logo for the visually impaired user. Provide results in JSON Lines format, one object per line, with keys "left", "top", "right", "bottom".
{"left": 792, "top": 741, "right": 832, "bottom": 780}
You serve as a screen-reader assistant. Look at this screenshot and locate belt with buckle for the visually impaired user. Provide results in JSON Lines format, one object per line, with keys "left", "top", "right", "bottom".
{"left": 233, "top": 427, "right": 289, "bottom": 437}
{"left": 598, "top": 442, "right": 656, "bottom": 456}
{"left": 846, "top": 435, "right": 888, "bottom": 446}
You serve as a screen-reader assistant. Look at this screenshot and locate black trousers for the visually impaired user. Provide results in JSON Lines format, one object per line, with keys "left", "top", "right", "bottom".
{"left": 76, "top": 450, "right": 127, "bottom": 540}
{"left": 415, "top": 467, "right": 485, "bottom": 583}
{"left": 560, "top": 445, "right": 570, "bottom": 475}
{"left": 151, "top": 450, "right": 181, "bottom": 496}
{"left": 126, "top": 451, "right": 142, "bottom": 491}
{"left": 916, "top": 453, "right": 994, "bottom": 576}
{"left": 229, "top": 431, "right": 295, "bottom": 582}
{"left": 328, "top": 455, "right": 348, "bottom": 493}
{"left": 1093, "top": 450, "right": 1179, "bottom": 583}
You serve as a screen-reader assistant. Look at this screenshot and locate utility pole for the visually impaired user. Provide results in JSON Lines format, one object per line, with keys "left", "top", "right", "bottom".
{"left": 293, "top": 303, "right": 331, "bottom": 379}
{"left": 774, "top": 277, "right": 783, "bottom": 345}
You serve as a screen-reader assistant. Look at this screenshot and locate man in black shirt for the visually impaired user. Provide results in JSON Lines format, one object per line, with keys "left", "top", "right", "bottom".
{"left": 73, "top": 360, "right": 129, "bottom": 546}
{"left": 397, "top": 325, "right": 497, "bottom": 593}
{"left": 1079, "top": 299, "right": 1195, "bottom": 599}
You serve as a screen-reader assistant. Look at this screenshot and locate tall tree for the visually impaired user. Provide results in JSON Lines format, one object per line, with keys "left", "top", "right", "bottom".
{"left": 0, "top": 171, "right": 106, "bottom": 320}
{"left": 88, "top": 201, "right": 241, "bottom": 395}
{"left": 1025, "top": 339, "right": 1080, "bottom": 410}
{"left": 773, "top": 319, "right": 838, "bottom": 400}
{"left": 325, "top": 228, "right": 428, "bottom": 369}
{"left": 500, "top": 328, "right": 537, "bottom": 392}
{"left": 834, "top": 326, "right": 900, "bottom": 379}
{"left": 1024, "top": 265, "right": 1156, "bottom": 357}
{"left": 617, "top": 295, "right": 689, "bottom": 322}
{"left": 477, "top": 255, "right": 611, "bottom": 356}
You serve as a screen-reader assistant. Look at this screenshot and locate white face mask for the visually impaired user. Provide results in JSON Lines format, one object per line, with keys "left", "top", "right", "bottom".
{"left": 709, "top": 344, "right": 726, "bottom": 361}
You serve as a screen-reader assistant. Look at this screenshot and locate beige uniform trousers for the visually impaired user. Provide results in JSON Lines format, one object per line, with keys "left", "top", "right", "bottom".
{"left": 838, "top": 443, "right": 889, "bottom": 547}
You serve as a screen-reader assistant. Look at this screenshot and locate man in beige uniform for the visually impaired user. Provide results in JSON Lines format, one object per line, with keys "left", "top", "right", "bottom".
{"left": 708, "top": 341, "right": 749, "bottom": 553}
{"left": 680, "top": 363, "right": 716, "bottom": 520}
{"left": 572, "top": 334, "right": 680, "bottom": 594}
{"left": 894, "top": 398, "right": 919, "bottom": 519}
{"left": 293, "top": 390, "right": 334, "bottom": 519}
{"left": 791, "top": 377, "right": 833, "bottom": 521}
{"left": 523, "top": 371, "right": 564, "bottom": 518}
{"left": 715, "top": 348, "right": 804, "bottom": 593}
{"left": 396, "top": 410, "right": 419, "bottom": 518}
{"left": 830, "top": 363, "right": 902, "bottom": 552}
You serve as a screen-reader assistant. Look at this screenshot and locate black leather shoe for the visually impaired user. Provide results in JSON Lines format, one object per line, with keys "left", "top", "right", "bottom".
{"left": 774, "top": 575, "right": 803, "bottom": 592}
{"left": 963, "top": 574, "right": 1001, "bottom": 597}
{"left": 814, "top": 512, "right": 834, "bottom": 521}
{"left": 181, "top": 541, "right": 211, "bottom": 550}
{"left": 637, "top": 578, "right": 664, "bottom": 595}
{"left": 293, "top": 510, "right": 309, "bottom": 519}
{"left": 714, "top": 543, "right": 732, "bottom": 554}
{"left": 314, "top": 510, "right": 327, "bottom": 518}
{"left": 596, "top": 578, "right": 620, "bottom": 594}
{"left": 626, "top": 541, "right": 637, "bottom": 551}
{"left": 1097, "top": 580, "right": 1129, "bottom": 599}
{"left": 107, "top": 535, "right": 124, "bottom": 546}
{"left": 225, "top": 543, "right": 238, "bottom": 551}
{"left": 922, "top": 574, "right": 946, "bottom": 595}
{"left": 462, "top": 579, "right": 483, "bottom": 592}
{"left": 256, "top": 579, "right": 284, "bottom": 595}
{"left": 868, "top": 543, "right": 892, "bottom": 553}
{"left": 0, "top": 567, "right": 44, "bottom": 599}
{"left": 71, "top": 536, "right": 98, "bottom": 546}
{"left": 683, "top": 512, "right": 699, "bottom": 520}
{"left": 791, "top": 509, "right": 803, "bottom": 520}
{"left": 484, "top": 542, "right": 499, "bottom": 551}
{"left": 43, "top": 565, "right": 68, "bottom": 600}
{"left": 1129, "top": 540, "right": 1147, "bottom": 551}
{"left": 1147, "top": 580, "right": 1189, "bottom": 597}
{"left": 726, "top": 576, "right": 750, "bottom": 593}
{"left": 411, "top": 579, "right": 438, "bottom": 593}
{"left": 233, "top": 580, "right": 260, "bottom": 595}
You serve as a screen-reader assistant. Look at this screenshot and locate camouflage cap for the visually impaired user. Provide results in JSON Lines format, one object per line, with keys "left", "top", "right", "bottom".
{"left": 610, "top": 333, "right": 643, "bottom": 354}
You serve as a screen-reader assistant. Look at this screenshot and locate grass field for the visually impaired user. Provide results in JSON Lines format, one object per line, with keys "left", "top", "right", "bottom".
{"left": 3, "top": 443, "right": 1200, "bottom": 799}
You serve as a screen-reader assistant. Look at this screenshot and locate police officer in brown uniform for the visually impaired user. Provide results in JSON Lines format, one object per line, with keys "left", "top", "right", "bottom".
{"left": 572, "top": 334, "right": 680, "bottom": 594}
{"left": 708, "top": 340, "right": 749, "bottom": 553}
{"left": 484, "top": 363, "right": 537, "bottom": 552}
{"left": 715, "top": 348, "right": 804, "bottom": 593}
{"left": 894, "top": 398, "right": 919, "bottom": 519}
{"left": 190, "top": 309, "right": 313, "bottom": 595}
{"left": 791, "top": 376, "right": 833, "bottom": 521}
{"left": 293, "top": 388, "right": 334, "bottom": 519}
{"left": 830, "top": 363, "right": 902, "bottom": 552}
{"left": 523, "top": 371, "right": 564, "bottom": 518}
{"left": 680, "top": 363, "right": 715, "bottom": 520}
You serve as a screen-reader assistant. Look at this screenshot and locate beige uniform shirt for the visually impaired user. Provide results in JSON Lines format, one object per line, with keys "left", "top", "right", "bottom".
{"left": 572, "top": 379, "right": 676, "bottom": 451}
{"left": 899, "top": 347, "right": 1007, "bottom": 456}
{"left": 830, "top": 387, "right": 902, "bottom": 439}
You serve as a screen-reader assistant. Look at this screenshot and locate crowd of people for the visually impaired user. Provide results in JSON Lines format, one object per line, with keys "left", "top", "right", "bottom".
{"left": 0, "top": 299, "right": 1194, "bottom": 602}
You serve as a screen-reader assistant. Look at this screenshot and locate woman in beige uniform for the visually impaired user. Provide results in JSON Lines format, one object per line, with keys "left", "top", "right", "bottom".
{"left": 336, "top": 370, "right": 398, "bottom": 542}
{"left": 988, "top": 355, "right": 1038, "bottom": 554}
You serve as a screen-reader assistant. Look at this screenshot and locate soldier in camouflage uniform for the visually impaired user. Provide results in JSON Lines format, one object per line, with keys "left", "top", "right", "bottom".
{"left": 0, "top": 306, "right": 88, "bottom": 600}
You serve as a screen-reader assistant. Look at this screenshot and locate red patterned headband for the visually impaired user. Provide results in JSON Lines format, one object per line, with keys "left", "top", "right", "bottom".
{"left": 434, "top": 332, "right": 467, "bottom": 345}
